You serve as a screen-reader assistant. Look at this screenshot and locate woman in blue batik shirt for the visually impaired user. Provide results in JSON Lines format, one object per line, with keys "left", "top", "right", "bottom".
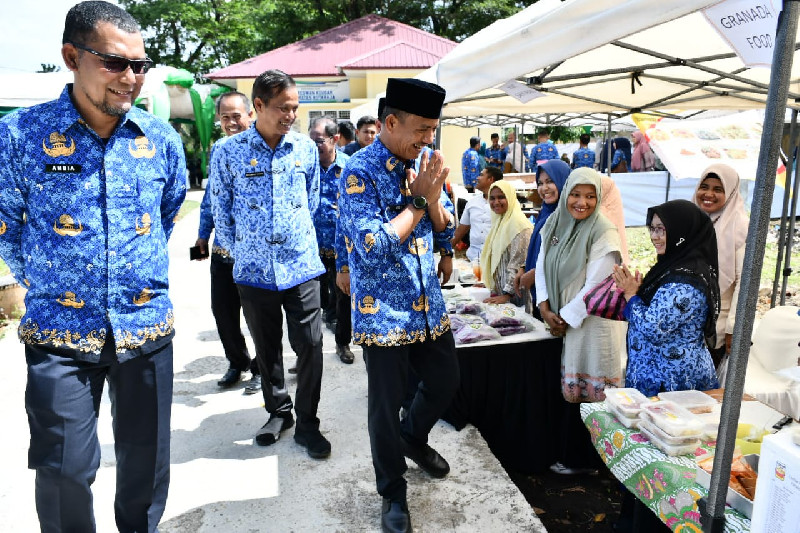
{"left": 612, "top": 200, "right": 720, "bottom": 397}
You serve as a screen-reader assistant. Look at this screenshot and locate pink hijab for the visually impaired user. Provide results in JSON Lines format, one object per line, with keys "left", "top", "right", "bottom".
{"left": 631, "top": 131, "right": 655, "bottom": 172}
{"left": 693, "top": 164, "right": 749, "bottom": 295}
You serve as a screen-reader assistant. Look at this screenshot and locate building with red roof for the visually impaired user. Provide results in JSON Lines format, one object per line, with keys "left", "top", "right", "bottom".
{"left": 207, "top": 15, "right": 456, "bottom": 130}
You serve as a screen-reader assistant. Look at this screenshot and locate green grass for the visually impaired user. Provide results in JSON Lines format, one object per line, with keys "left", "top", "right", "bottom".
{"left": 175, "top": 199, "right": 200, "bottom": 223}
{"left": 625, "top": 225, "right": 800, "bottom": 289}
{"left": 0, "top": 258, "right": 8, "bottom": 278}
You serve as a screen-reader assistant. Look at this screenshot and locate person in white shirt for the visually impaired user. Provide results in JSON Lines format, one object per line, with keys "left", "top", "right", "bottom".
{"left": 451, "top": 167, "right": 503, "bottom": 262}
{"left": 504, "top": 131, "right": 527, "bottom": 173}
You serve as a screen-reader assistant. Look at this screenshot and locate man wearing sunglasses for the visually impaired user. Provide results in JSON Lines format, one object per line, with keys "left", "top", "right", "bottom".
{"left": 0, "top": 2, "right": 185, "bottom": 532}
{"left": 308, "top": 116, "right": 354, "bottom": 364}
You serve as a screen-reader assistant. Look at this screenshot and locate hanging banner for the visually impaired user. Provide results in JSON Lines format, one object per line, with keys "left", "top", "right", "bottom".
{"left": 497, "top": 80, "right": 545, "bottom": 104}
{"left": 631, "top": 113, "right": 662, "bottom": 134}
{"left": 645, "top": 110, "right": 783, "bottom": 182}
{"left": 702, "top": 0, "right": 779, "bottom": 68}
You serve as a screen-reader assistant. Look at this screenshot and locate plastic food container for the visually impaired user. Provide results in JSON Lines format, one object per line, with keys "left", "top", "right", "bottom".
{"left": 640, "top": 401, "right": 705, "bottom": 437}
{"left": 605, "top": 388, "right": 651, "bottom": 418}
{"left": 638, "top": 423, "right": 700, "bottom": 457}
{"left": 657, "top": 390, "right": 718, "bottom": 414}
{"left": 607, "top": 401, "right": 640, "bottom": 429}
{"left": 639, "top": 418, "right": 700, "bottom": 446}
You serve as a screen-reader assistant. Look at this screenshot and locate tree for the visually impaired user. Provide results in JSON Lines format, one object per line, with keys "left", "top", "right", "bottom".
{"left": 37, "top": 64, "right": 60, "bottom": 73}
{"left": 120, "top": 0, "right": 540, "bottom": 78}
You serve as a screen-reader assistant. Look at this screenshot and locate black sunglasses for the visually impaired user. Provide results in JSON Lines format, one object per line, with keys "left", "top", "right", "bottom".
{"left": 69, "top": 42, "right": 154, "bottom": 74}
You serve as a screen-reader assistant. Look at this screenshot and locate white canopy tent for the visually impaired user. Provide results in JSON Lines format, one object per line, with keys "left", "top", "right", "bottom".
{"left": 420, "top": 0, "right": 800, "bottom": 118}
{"left": 419, "top": 1, "right": 800, "bottom": 530}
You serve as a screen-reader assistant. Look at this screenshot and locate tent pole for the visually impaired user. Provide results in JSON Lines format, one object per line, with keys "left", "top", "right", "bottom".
{"left": 701, "top": 3, "right": 800, "bottom": 532}
{"left": 606, "top": 114, "right": 612, "bottom": 176}
{"left": 772, "top": 108, "right": 799, "bottom": 306}
{"left": 781, "top": 129, "right": 800, "bottom": 303}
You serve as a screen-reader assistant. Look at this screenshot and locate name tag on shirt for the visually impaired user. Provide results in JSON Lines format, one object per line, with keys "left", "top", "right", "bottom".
{"left": 245, "top": 171, "right": 265, "bottom": 178}
{"left": 45, "top": 164, "right": 82, "bottom": 173}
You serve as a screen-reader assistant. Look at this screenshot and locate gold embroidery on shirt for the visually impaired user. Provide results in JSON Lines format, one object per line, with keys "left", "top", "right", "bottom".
{"left": 344, "top": 235, "right": 354, "bottom": 253}
{"left": 250, "top": 158, "right": 258, "bottom": 166}
{"left": 408, "top": 237, "right": 428, "bottom": 255}
{"left": 19, "top": 320, "right": 106, "bottom": 353}
{"left": 128, "top": 136, "right": 156, "bottom": 159}
{"left": 42, "top": 132, "right": 76, "bottom": 157}
{"left": 411, "top": 295, "right": 429, "bottom": 312}
{"left": 211, "top": 245, "right": 232, "bottom": 258}
{"left": 339, "top": 265, "right": 350, "bottom": 274}
{"left": 135, "top": 213, "right": 152, "bottom": 235}
{"left": 57, "top": 291, "right": 85, "bottom": 308}
{"left": 352, "top": 314, "right": 450, "bottom": 347}
{"left": 53, "top": 214, "right": 83, "bottom": 236}
{"left": 133, "top": 288, "right": 153, "bottom": 305}
{"left": 345, "top": 175, "right": 365, "bottom": 194}
{"left": 335, "top": 168, "right": 342, "bottom": 178}
{"left": 319, "top": 248, "right": 335, "bottom": 259}
{"left": 386, "top": 157, "right": 398, "bottom": 172}
{"left": 364, "top": 233, "right": 375, "bottom": 253}
{"left": 0, "top": 220, "right": 6, "bottom": 235}
{"left": 357, "top": 295, "right": 380, "bottom": 314}
{"left": 115, "top": 310, "right": 175, "bottom": 351}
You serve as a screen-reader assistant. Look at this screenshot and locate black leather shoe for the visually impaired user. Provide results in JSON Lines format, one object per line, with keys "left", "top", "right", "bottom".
{"left": 243, "top": 374, "right": 262, "bottom": 395}
{"left": 217, "top": 368, "right": 242, "bottom": 388}
{"left": 325, "top": 320, "right": 337, "bottom": 333}
{"left": 294, "top": 429, "right": 331, "bottom": 459}
{"left": 336, "top": 344, "right": 355, "bottom": 364}
{"left": 255, "top": 414, "right": 294, "bottom": 446}
{"left": 400, "top": 435, "right": 450, "bottom": 478}
{"left": 381, "top": 498, "right": 411, "bottom": 533}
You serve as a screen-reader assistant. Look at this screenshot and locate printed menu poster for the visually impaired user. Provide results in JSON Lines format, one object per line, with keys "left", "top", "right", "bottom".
{"left": 645, "top": 110, "right": 783, "bottom": 182}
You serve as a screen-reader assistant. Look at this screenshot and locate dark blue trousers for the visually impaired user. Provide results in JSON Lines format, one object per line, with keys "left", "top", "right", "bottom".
{"left": 363, "top": 331, "right": 459, "bottom": 501}
{"left": 25, "top": 339, "right": 173, "bottom": 533}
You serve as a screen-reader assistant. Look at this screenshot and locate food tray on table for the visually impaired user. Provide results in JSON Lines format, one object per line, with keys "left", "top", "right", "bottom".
{"left": 640, "top": 400, "right": 705, "bottom": 437}
{"left": 638, "top": 422, "right": 700, "bottom": 456}
{"left": 604, "top": 388, "right": 651, "bottom": 418}
{"left": 657, "top": 390, "right": 718, "bottom": 414}
{"left": 606, "top": 401, "right": 640, "bottom": 429}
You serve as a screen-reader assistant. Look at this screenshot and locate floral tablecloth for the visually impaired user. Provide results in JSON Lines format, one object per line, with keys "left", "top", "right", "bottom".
{"left": 580, "top": 402, "right": 750, "bottom": 533}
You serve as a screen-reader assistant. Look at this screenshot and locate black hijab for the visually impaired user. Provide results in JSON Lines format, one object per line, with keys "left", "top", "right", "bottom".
{"left": 637, "top": 200, "right": 720, "bottom": 342}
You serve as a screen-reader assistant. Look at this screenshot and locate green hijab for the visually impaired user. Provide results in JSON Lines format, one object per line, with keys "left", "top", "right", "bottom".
{"left": 540, "top": 167, "right": 619, "bottom": 312}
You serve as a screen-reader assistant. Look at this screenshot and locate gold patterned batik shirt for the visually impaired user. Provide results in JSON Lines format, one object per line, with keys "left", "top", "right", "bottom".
{"left": 0, "top": 85, "right": 186, "bottom": 360}
{"left": 337, "top": 138, "right": 455, "bottom": 347}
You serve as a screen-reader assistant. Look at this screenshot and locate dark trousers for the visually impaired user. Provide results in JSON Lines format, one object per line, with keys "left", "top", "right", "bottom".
{"left": 237, "top": 280, "right": 323, "bottom": 432}
{"left": 363, "top": 331, "right": 459, "bottom": 501}
{"left": 25, "top": 339, "right": 173, "bottom": 533}
{"left": 210, "top": 255, "right": 256, "bottom": 374}
{"left": 319, "top": 256, "right": 352, "bottom": 346}
{"left": 558, "top": 399, "right": 604, "bottom": 469}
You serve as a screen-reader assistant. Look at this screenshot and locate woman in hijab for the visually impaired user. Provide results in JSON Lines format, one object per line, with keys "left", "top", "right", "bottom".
{"left": 692, "top": 163, "right": 748, "bottom": 368}
{"left": 612, "top": 200, "right": 720, "bottom": 397}
{"left": 631, "top": 131, "right": 656, "bottom": 172}
{"left": 480, "top": 180, "right": 533, "bottom": 306}
{"left": 535, "top": 167, "right": 626, "bottom": 474}
{"left": 515, "top": 159, "right": 570, "bottom": 314}
{"left": 610, "top": 137, "right": 632, "bottom": 173}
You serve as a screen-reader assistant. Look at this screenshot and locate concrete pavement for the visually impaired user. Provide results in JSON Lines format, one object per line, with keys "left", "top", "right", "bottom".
{"left": 0, "top": 189, "right": 545, "bottom": 532}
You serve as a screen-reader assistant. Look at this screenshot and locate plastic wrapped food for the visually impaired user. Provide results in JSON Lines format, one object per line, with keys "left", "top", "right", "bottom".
{"left": 640, "top": 401, "right": 704, "bottom": 437}
{"left": 449, "top": 313, "right": 485, "bottom": 332}
{"left": 479, "top": 303, "right": 534, "bottom": 329}
{"left": 453, "top": 322, "right": 502, "bottom": 344}
{"left": 455, "top": 301, "right": 485, "bottom": 315}
{"left": 657, "top": 390, "right": 717, "bottom": 414}
{"left": 495, "top": 324, "right": 527, "bottom": 336}
{"left": 605, "top": 388, "right": 651, "bottom": 418}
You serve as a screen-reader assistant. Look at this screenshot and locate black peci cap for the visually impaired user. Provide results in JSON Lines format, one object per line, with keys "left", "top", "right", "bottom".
{"left": 384, "top": 78, "right": 446, "bottom": 119}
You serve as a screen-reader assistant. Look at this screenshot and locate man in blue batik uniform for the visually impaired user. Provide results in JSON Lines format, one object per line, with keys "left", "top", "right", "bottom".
{"left": 338, "top": 78, "right": 459, "bottom": 533}
{"left": 0, "top": 3, "right": 185, "bottom": 531}
{"left": 309, "top": 116, "right": 353, "bottom": 364}
{"left": 485, "top": 132, "right": 506, "bottom": 169}
{"left": 529, "top": 128, "right": 559, "bottom": 172}
{"left": 460, "top": 136, "right": 481, "bottom": 191}
{"left": 210, "top": 69, "right": 331, "bottom": 460}
{"left": 196, "top": 91, "right": 262, "bottom": 392}
{"left": 572, "top": 133, "right": 596, "bottom": 169}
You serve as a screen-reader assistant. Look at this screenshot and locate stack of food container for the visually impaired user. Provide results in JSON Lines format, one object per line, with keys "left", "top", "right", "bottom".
{"left": 639, "top": 401, "right": 705, "bottom": 456}
{"left": 604, "top": 388, "right": 651, "bottom": 428}
{"left": 657, "top": 390, "right": 718, "bottom": 414}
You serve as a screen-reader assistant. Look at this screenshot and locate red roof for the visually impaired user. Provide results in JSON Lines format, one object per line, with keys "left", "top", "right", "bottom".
{"left": 207, "top": 15, "right": 456, "bottom": 79}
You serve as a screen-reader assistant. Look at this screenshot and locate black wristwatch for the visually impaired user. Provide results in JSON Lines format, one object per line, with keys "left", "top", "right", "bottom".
{"left": 411, "top": 195, "right": 428, "bottom": 210}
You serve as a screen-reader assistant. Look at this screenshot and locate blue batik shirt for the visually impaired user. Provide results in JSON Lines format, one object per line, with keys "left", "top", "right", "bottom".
{"left": 572, "top": 147, "right": 595, "bottom": 169}
{"left": 0, "top": 85, "right": 186, "bottom": 360}
{"left": 461, "top": 148, "right": 481, "bottom": 188}
{"left": 530, "top": 142, "right": 559, "bottom": 171}
{"left": 314, "top": 150, "right": 349, "bottom": 258}
{"left": 337, "top": 138, "right": 455, "bottom": 346}
{"left": 485, "top": 144, "right": 506, "bottom": 168}
{"left": 198, "top": 136, "right": 234, "bottom": 262}
{"left": 210, "top": 126, "right": 324, "bottom": 291}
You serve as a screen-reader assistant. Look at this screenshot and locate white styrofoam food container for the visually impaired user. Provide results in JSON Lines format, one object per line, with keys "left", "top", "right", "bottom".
{"left": 641, "top": 400, "right": 705, "bottom": 437}
{"left": 605, "top": 387, "right": 652, "bottom": 418}
{"left": 696, "top": 454, "right": 757, "bottom": 519}
{"left": 658, "top": 390, "right": 718, "bottom": 414}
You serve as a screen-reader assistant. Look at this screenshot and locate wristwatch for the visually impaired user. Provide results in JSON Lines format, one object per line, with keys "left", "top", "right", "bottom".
{"left": 411, "top": 195, "right": 428, "bottom": 210}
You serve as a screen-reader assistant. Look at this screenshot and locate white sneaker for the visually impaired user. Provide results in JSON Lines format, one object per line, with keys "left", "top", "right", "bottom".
{"left": 549, "top": 462, "right": 598, "bottom": 475}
